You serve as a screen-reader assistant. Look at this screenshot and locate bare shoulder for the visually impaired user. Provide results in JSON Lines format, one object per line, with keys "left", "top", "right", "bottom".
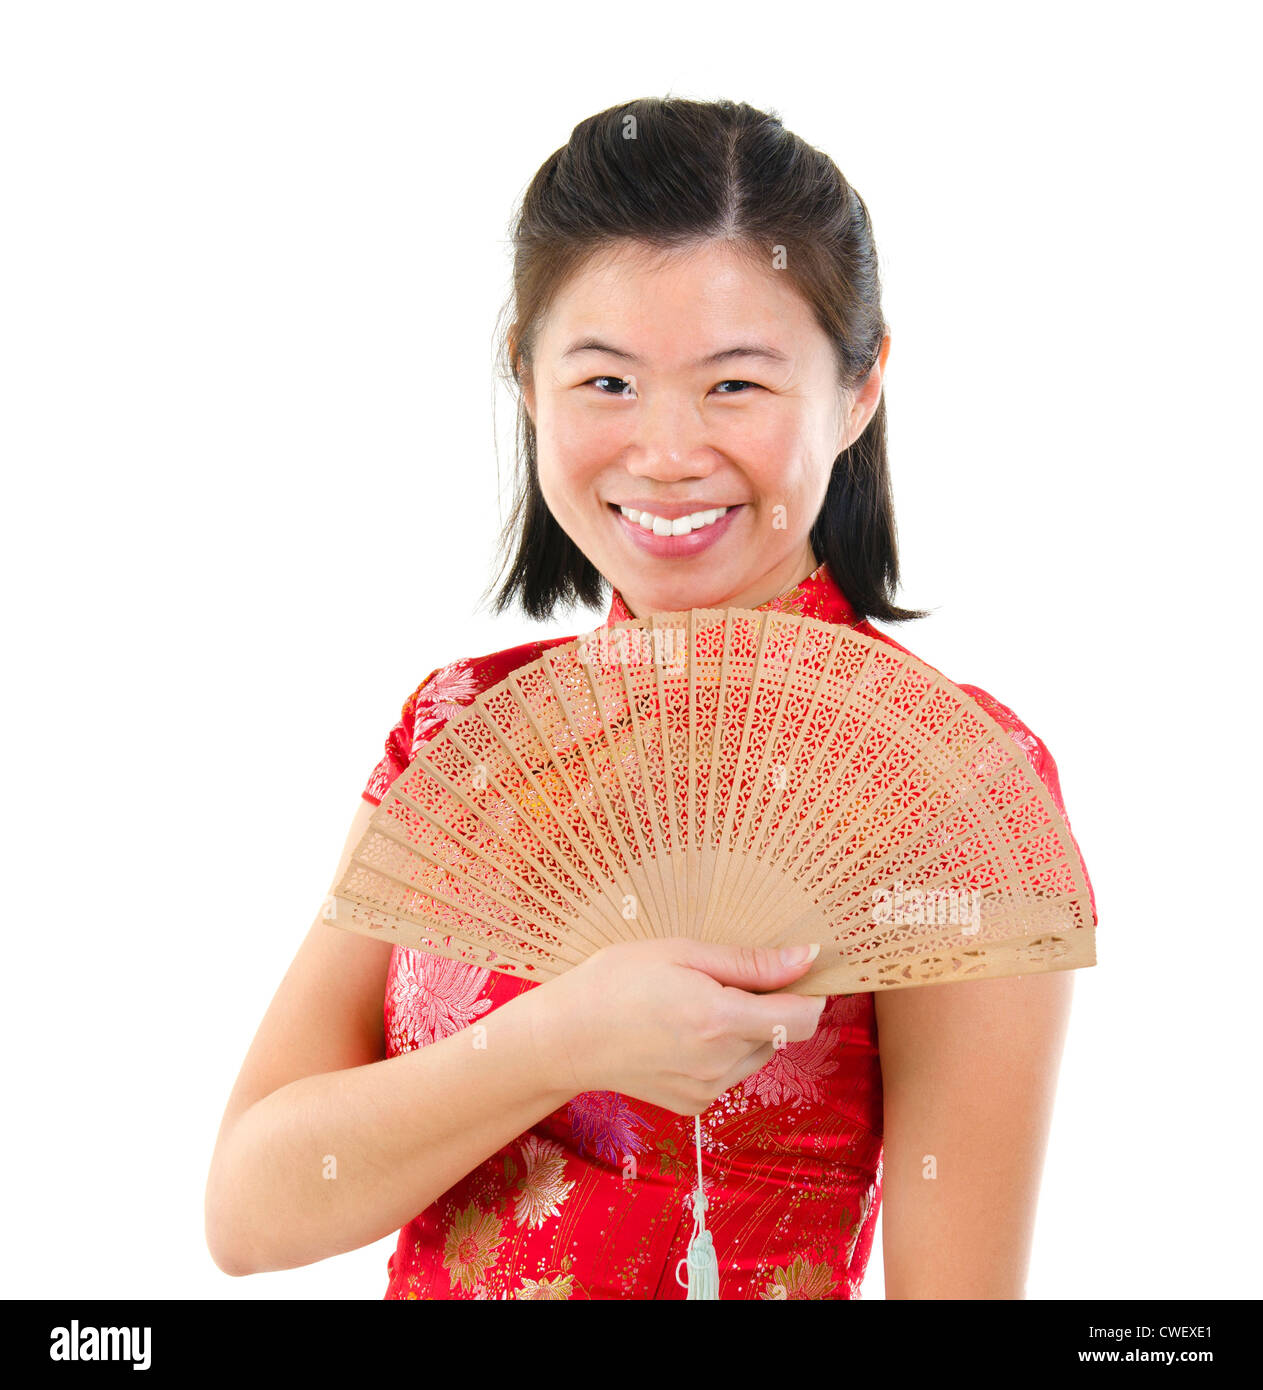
{"left": 875, "top": 969, "right": 1075, "bottom": 1072}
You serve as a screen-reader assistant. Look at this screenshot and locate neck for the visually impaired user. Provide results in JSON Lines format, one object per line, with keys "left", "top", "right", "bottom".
{"left": 616, "top": 545, "right": 820, "bottom": 619}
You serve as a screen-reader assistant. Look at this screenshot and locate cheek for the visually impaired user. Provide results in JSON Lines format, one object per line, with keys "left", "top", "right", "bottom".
{"left": 535, "top": 431, "right": 608, "bottom": 528}
{"left": 733, "top": 416, "right": 815, "bottom": 492}
{"left": 572, "top": 409, "right": 627, "bottom": 459}
{"left": 539, "top": 400, "right": 624, "bottom": 478}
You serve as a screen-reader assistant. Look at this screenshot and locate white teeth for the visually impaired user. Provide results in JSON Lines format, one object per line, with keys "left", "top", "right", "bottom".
{"left": 618, "top": 505, "right": 729, "bottom": 536}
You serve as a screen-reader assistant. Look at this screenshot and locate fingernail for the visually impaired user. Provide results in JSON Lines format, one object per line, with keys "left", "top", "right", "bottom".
{"left": 780, "top": 943, "right": 821, "bottom": 967}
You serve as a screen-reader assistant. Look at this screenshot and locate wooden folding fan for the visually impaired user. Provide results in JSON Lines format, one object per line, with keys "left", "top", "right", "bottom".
{"left": 327, "top": 605, "right": 1097, "bottom": 1297}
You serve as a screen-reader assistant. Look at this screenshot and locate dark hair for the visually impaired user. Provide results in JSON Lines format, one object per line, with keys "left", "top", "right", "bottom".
{"left": 481, "top": 96, "right": 928, "bottom": 626}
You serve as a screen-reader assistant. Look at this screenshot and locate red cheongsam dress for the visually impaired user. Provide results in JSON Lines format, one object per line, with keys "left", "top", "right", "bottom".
{"left": 359, "top": 560, "right": 1097, "bottom": 1300}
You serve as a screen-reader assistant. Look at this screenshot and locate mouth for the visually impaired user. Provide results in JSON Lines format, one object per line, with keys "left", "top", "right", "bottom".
{"left": 608, "top": 502, "right": 741, "bottom": 535}
{"left": 607, "top": 501, "right": 744, "bottom": 556}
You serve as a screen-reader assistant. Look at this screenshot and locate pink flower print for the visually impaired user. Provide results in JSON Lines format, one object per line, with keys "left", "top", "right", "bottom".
{"left": 740, "top": 1028, "right": 840, "bottom": 1108}
{"left": 817, "top": 993, "right": 868, "bottom": 1030}
{"left": 386, "top": 949, "right": 493, "bottom": 1052}
{"left": 411, "top": 663, "right": 485, "bottom": 752}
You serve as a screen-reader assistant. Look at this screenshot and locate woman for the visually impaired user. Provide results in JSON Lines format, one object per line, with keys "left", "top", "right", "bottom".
{"left": 205, "top": 97, "right": 1095, "bottom": 1299}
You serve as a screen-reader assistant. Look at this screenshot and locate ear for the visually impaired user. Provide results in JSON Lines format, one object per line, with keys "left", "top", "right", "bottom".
{"left": 509, "top": 328, "right": 536, "bottom": 425}
{"left": 838, "top": 329, "right": 892, "bottom": 452}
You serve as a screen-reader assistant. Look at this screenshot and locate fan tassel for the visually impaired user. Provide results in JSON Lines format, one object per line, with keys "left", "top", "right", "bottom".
{"left": 675, "top": 1113, "right": 720, "bottom": 1300}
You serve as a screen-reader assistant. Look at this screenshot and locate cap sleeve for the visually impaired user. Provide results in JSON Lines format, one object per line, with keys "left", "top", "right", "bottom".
{"left": 956, "top": 682, "right": 1098, "bottom": 925}
{"left": 358, "top": 639, "right": 572, "bottom": 808}
{"left": 361, "top": 666, "right": 442, "bottom": 807}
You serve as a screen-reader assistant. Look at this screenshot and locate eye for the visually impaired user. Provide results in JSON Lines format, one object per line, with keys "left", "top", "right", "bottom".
{"left": 712, "top": 380, "right": 760, "bottom": 394}
{"left": 583, "top": 377, "right": 762, "bottom": 396}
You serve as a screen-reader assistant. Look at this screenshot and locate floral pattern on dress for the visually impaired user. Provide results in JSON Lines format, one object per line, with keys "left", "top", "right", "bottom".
{"left": 385, "top": 949, "right": 494, "bottom": 1053}
{"left": 566, "top": 1089, "right": 654, "bottom": 1165}
{"left": 740, "top": 1027, "right": 841, "bottom": 1109}
{"left": 759, "top": 1255, "right": 838, "bottom": 1300}
{"left": 516, "top": 1273, "right": 575, "bottom": 1300}
{"left": 512, "top": 1135, "right": 576, "bottom": 1230}
{"left": 442, "top": 1202, "right": 506, "bottom": 1293}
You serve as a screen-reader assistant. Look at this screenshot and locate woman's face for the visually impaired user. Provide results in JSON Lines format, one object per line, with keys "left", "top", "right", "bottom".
{"left": 523, "top": 237, "right": 888, "bottom": 617}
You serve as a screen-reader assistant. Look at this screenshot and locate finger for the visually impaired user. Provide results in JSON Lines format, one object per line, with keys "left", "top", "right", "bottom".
{"left": 673, "top": 940, "right": 821, "bottom": 992}
{"left": 713, "top": 1040, "right": 776, "bottom": 1096}
{"left": 720, "top": 987, "right": 828, "bottom": 1047}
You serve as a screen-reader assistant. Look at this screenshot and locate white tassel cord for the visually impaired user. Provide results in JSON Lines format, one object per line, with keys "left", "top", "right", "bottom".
{"left": 675, "top": 1112, "right": 720, "bottom": 1299}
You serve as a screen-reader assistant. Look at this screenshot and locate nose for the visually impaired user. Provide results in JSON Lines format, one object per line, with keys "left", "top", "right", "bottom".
{"left": 624, "top": 389, "right": 717, "bottom": 481}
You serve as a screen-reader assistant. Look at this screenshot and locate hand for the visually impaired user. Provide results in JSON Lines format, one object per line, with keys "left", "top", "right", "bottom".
{"left": 535, "top": 938, "right": 827, "bottom": 1115}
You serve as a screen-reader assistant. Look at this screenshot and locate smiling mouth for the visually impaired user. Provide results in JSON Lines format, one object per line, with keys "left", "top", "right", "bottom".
{"left": 608, "top": 502, "right": 743, "bottom": 537}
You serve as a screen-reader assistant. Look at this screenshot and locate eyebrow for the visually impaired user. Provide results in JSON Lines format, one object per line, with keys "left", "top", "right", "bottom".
{"left": 560, "top": 337, "right": 791, "bottom": 367}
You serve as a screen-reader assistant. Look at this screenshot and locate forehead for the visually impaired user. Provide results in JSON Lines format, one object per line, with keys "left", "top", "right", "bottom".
{"left": 540, "top": 239, "right": 823, "bottom": 356}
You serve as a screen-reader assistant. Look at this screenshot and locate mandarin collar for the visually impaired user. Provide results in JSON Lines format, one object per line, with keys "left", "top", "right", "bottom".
{"left": 604, "top": 559, "right": 857, "bottom": 627}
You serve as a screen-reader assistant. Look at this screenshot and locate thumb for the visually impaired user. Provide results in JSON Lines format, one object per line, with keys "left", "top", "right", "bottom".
{"left": 676, "top": 940, "right": 822, "bottom": 992}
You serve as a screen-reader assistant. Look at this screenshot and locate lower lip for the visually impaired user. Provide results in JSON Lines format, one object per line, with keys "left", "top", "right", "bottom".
{"left": 610, "top": 504, "right": 743, "bottom": 557}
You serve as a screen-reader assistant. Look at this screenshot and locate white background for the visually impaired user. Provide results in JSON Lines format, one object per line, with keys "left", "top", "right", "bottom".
{"left": 2, "top": 0, "right": 1259, "bottom": 1300}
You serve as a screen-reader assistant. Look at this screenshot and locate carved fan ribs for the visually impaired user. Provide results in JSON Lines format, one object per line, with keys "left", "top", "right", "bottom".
{"left": 336, "top": 609, "right": 1096, "bottom": 994}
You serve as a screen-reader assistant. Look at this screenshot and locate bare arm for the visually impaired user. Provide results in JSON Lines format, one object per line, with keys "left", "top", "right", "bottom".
{"left": 203, "top": 797, "right": 576, "bottom": 1277}
{"left": 874, "top": 968, "right": 1075, "bottom": 1299}
{"left": 205, "top": 800, "right": 829, "bottom": 1279}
